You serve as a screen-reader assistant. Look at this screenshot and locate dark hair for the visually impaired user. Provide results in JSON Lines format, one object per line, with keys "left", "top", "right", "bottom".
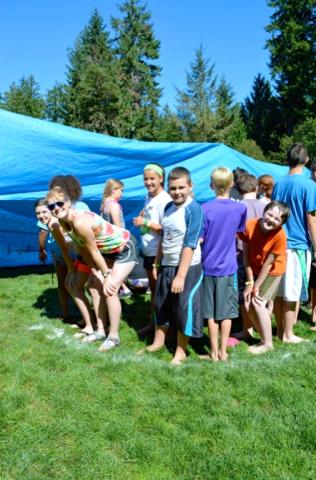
{"left": 287, "top": 143, "right": 308, "bottom": 168}
{"left": 235, "top": 174, "right": 257, "bottom": 194}
{"left": 49, "top": 175, "right": 82, "bottom": 202}
{"left": 264, "top": 200, "right": 290, "bottom": 224}
{"left": 168, "top": 167, "right": 192, "bottom": 183}
{"left": 233, "top": 167, "right": 248, "bottom": 183}
{"left": 34, "top": 198, "right": 47, "bottom": 208}
{"left": 310, "top": 158, "right": 316, "bottom": 174}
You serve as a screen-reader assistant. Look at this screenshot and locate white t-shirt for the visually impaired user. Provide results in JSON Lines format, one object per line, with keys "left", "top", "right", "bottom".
{"left": 141, "top": 190, "right": 171, "bottom": 256}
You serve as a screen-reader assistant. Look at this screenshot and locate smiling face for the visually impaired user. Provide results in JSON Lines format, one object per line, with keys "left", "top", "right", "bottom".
{"left": 35, "top": 205, "right": 52, "bottom": 225}
{"left": 47, "top": 195, "right": 72, "bottom": 222}
{"left": 260, "top": 206, "right": 284, "bottom": 233}
{"left": 168, "top": 177, "right": 192, "bottom": 206}
{"left": 143, "top": 169, "right": 163, "bottom": 197}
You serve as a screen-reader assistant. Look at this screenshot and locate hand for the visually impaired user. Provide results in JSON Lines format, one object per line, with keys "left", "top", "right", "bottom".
{"left": 133, "top": 216, "right": 144, "bottom": 227}
{"left": 152, "top": 265, "right": 158, "bottom": 281}
{"left": 171, "top": 276, "right": 185, "bottom": 294}
{"left": 103, "top": 275, "right": 119, "bottom": 297}
{"left": 251, "top": 287, "right": 264, "bottom": 307}
{"left": 243, "top": 284, "right": 253, "bottom": 311}
{"left": 39, "top": 249, "right": 47, "bottom": 262}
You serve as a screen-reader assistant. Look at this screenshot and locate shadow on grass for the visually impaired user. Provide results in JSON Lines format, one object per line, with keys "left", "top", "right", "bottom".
{"left": 0, "top": 264, "right": 53, "bottom": 279}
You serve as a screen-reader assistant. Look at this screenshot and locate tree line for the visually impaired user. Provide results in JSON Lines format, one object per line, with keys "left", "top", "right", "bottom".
{"left": 0, "top": 0, "right": 315, "bottom": 163}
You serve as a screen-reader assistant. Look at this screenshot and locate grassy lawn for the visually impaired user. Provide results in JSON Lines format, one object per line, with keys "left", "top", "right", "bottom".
{"left": 1, "top": 270, "right": 316, "bottom": 479}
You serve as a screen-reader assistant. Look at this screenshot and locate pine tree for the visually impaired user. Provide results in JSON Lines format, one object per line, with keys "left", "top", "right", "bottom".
{"left": 176, "top": 45, "right": 217, "bottom": 142}
{"left": 153, "top": 105, "right": 183, "bottom": 142}
{"left": 60, "top": 9, "right": 119, "bottom": 134}
{"left": 111, "top": 0, "right": 162, "bottom": 139}
{"left": 213, "top": 77, "right": 238, "bottom": 143}
{"left": 45, "top": 82, "right": 67, "bottom": 123}
{"left": 0, "top": 75, "right": 45, "bottom": 118}
{"left": 266, "top": 0, "right": 316, "bottom": 135}
{"left": 241, "top": 74, "right": 279, "bottom": 153}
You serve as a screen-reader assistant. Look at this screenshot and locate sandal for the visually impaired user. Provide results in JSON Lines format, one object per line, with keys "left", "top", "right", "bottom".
{"left": 99, "top": 336, "right": 120, "bottom": 352}
{"left": 81, "top": 332, "right": 106, "bottom": 344}
{"left": 73, "top": 330, "right": 94, "bottom": 339}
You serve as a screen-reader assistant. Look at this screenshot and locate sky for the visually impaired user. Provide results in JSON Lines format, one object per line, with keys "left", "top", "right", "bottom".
{"left": 0, "top": 0, "right": 272, "bottom": 108}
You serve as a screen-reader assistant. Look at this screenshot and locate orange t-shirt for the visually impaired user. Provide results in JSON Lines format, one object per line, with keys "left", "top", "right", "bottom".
{"left": 238, "top": 218, "right": 287, "bottom": 276}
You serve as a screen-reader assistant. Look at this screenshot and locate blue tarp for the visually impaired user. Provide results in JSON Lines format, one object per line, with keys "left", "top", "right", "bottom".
{"left": 0, "top": 109, "right": 290, "bottom": 267}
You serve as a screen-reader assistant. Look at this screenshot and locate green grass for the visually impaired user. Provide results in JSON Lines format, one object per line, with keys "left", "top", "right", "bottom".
{"left": 1, "top": 271, "right": 316, "bottom": 479}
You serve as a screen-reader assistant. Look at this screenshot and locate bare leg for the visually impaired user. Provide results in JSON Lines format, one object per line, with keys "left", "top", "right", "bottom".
{"left": 146, "top": 326, "right": 168, "bottom": 352}
{"left": 207, "top": 318, "right": 219, "bottom": 361}
{"left": 219, "top": 319, "right": 232, "bottom": 361}
{"left": 138, "top": 268, "right": 156, "bottom": 336}
{"left": 66, "top": 271, "right": 95, "bottom": 333}
{"left": 273, "top": 296, "right": 284, "bottom": 339}
{"left": 171, "top": 331, "right": 189, "bottom": 365}
{"left": 105, "top": 261, "right": 135, "bottom": 339}
{"left": 283, "top": 300, "right": 306, "bottom": 343}
{"left": 55, "top": 263, "right": 70, "bottom": 318}
{"left": 248, "top": 300, "right": 273, "bottom": 354}
{"left": 87, "top": 273, "right": 107, "bottom": 335}
{"left": 311, "top": 288, "right": 316, "bottom": 328}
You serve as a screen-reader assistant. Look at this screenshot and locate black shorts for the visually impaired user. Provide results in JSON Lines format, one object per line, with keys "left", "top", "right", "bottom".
{"left": 155, "top": 263, "right": 204, "bottom": 338}
{"left": 203, "top": 274, "right": 239, "bottom": 321}
{"left": 309, "top": 263, "right": 316, "bottom": 289}
{"left": 103, "top": 238, "right": 138, "bottom": 265}
{"left": 143, "top": 255, "right": 156, "bottom": 271}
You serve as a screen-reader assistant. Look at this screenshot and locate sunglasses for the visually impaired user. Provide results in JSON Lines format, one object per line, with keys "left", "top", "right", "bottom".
{"left": 47, "top": 201, "right": 65, "bottom": 211}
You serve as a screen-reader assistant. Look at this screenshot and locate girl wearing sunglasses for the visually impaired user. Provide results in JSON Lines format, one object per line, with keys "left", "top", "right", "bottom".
{"left": 46, "top": 186, "right": 137, "bottom": 351}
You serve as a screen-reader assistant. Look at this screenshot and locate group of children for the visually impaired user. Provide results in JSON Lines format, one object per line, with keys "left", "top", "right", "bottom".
{"left": 35, "top": 143, "right": 316, "bottom": 363}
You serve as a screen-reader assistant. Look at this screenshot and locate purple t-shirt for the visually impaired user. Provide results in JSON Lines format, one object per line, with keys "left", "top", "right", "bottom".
{"left": 202, "top": 198, "right": 247, "bottom": 276}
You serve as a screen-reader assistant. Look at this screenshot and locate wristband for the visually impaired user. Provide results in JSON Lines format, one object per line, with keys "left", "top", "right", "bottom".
{"left": 143, "top": 218, "right": 152, "bottom": 228}
{"left": 245, "top": 280, "right": 254, "bottom": 285}
{"left": 102, "top": 270, "right": 111, "bottom": 278}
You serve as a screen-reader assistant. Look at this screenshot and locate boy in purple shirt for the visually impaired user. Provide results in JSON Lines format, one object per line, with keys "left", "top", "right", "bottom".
{"left": 201, "top": 167, "right": 247, "bottom": 361}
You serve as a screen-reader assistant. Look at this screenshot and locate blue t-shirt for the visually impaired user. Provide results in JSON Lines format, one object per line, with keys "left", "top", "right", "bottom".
{"left": 272, "top": 174, "right": 316, "bottom": 250}
{"left": 202, "top": 198, "right": 247, "bottom": 276}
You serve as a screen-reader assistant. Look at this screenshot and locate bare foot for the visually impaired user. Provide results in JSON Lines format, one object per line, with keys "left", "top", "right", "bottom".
{"left": 249, "top": 344, "right": 273, "bottom": 355}
{"left": 199, "top": 353, "right": 219, "bottom": 362}
{"left": 282, "top": 334, "right": 309, "bottom": 344}
{"left": 146, "top": 343, "right": 164, "bottom": 352}
{"left": 170, "top": 354, "right": 186, "bottom": 365}
{"left": 218, "top": 352, "right": 228, "bottom": 361}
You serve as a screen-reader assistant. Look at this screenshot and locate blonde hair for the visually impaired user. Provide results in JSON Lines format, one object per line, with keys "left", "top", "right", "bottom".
{"left": 101, "top": 179, "right": 124, "bottom": 211}
{"left": 211, "top": 167, "right": 233, "bottom": 195}
{"left": 46, "top": 186, "right": 69, "bottom": 203}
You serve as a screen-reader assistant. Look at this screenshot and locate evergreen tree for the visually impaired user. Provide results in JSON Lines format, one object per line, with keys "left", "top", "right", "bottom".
{"left": 241, "top": 74, "right": 279, "bottom": 153}
{"left": 45, "top": 82, "right": 67, "bottom": 123}
{"left": 111, "top": 0, "right": 161, "bottom": 139}
{"left": 213, "top": 77, "right": 239, "bottom": 143}
{"left": 0, "top": 75, "right": 45, "bottom": 118}
{"left": 153, "top": 105, "right": 183, "bottom": 142}
{"left": 176, "top": 45, "right": 217, "bottom": 142}
{"left": 266, "top": 0, "right": 316, "bottom": 135}
{"left": 60, "top": 9, "right": 119, "bottom": 134}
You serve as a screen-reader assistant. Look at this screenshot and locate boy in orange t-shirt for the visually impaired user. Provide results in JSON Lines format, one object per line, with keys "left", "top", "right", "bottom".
{"left": 239, "top": 200, "right": 290, "bottom": 354}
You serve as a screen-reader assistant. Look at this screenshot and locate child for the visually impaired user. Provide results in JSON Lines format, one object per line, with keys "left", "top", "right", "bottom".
{"left": 234, "top": 173, "right": 265, "bottom": 340}
{"left": 144, "top": 167, "right": 204, "bottom": 365}
{"left": 133, "top": 163, "right": 171, "bottom": 335}
{"left": 201, "top": 167, "right": 247, "bottom": 361}
{"left": 46, "top": 186, "right": 137, "bottom": 351}
{"left": 100, "top": 179, "right": 125, "bottom": 227}
{"left": 308, "top": 159, "right": 316, "bottom": 331}
{"left": 239, "top": 201, "right": 289, "bottom": 353}
{"left": 100, "top": 178, "right": 131, "bottom": 297}
{"left": 257, "top": 174, "right": 274, "bottom": 205}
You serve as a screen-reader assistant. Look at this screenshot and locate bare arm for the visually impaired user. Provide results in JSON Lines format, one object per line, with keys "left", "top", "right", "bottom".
{"left": 38, "top": 230, "right": 48, "bottom": 262}
{"left": 242, "top": 242, "right": 254, "bottom": 309}
{"left": 171, "top": 246, "right": 194, "bottom": 294}
{"left": 109, "top": 202, "right": 123, "bottom": 228}
{"left": 152, "top": 238, "right": 163, "bottom": 281}
{"left": 307, "top": 212, "right": 316, "bottom": 263}
{"left": 50, "top": 221, "right": 75, "bottom": 272}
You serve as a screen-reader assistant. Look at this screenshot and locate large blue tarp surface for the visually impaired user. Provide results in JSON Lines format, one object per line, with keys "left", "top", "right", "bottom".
{"left": 0, "top": 110, "right": 290, "bottom": 267}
